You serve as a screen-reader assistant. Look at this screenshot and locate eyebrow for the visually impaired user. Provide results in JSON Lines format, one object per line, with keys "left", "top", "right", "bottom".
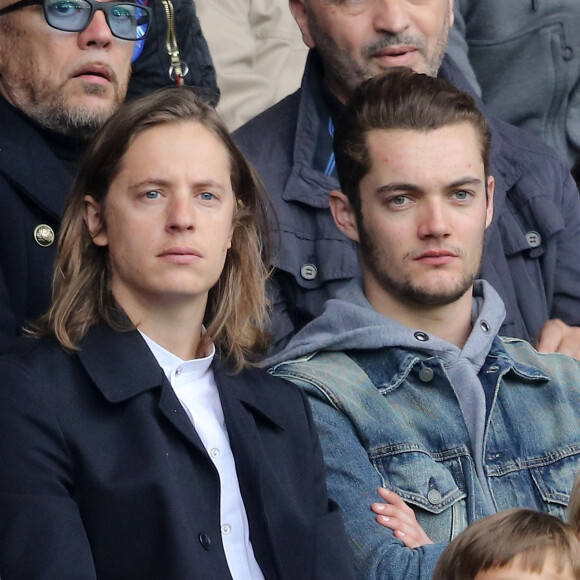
{"left": 376, "top": 177, "right": 484, "bottom": 195}
{"left": 129, "top": 178, "right": 226, "bottom": 191}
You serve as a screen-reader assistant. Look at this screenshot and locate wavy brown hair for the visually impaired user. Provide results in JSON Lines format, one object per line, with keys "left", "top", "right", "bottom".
{"left": 434, "top": 508, "right": 580, "bottom": 580}
{"left": 33, "top": 87, "right": 272, "bottom": 371}
{"left": 333, "top": 67, "right": 492, "bottom": 217}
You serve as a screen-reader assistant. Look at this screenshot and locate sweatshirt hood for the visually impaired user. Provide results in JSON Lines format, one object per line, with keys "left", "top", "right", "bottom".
{"left": 266, "top": 279, "right": 506, "bottom": 367}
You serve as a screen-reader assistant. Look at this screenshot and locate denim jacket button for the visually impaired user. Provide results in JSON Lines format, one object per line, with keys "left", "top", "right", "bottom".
{"left": 414, "top": 331, "right": 429, "bottom": 342}
{"left": 419, "top": 367, "right": 434, "bottom": 382}
{"left": 427, "top": 488, "right": 442, "bottom": 504}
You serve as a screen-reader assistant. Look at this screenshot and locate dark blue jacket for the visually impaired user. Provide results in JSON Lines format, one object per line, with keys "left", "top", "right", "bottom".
{"left": 235, "top": 51, "right": 580, "bottom": 352}
{"left": 0, "top": 96, "right": 73, "bottom": 351}
{"left": 0, "top": 324, "right": 355, "bottom": 580}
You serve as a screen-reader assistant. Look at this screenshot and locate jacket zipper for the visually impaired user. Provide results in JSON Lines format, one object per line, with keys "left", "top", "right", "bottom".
{"left": 162, "top": 0, "right": 186, "bottom": 86}
{"left": 532, "top": 0, "right": 538, "bottom": 10}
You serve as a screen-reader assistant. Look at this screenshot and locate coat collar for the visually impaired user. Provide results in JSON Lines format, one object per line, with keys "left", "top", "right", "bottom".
{"left": 77, "top": 322, "right": 287, "bottom": 431}
{"left": 0, "top": 95, "right": 73, "bottom": 220}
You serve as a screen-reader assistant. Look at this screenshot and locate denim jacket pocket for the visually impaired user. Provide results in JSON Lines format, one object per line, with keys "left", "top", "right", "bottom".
{"left": 529, "top": 449, "right": 580, "bottom": 520}
{"left": 371, "top": 445, "right": 469, "bottom": 542}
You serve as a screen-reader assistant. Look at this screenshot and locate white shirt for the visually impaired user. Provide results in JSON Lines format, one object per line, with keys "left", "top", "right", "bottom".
{"left": 140, "top": 332, "right": 265, "bottom": 580}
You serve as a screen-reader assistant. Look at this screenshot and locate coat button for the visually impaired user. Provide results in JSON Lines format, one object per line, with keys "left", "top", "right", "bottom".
{"left": 419, "top": 367, "right": 434, "bottom": 382}
{"left": 34, "top": 224, "right": 55, "bottom": 247}
{"left": 198, "top": 532, "right": 211, "bottom": 550}
{"left": 525, "top": 231, "right": 542, "bottom": 249}
{"left": 480, "top": 320, "right": 490, "bottom": 332}
{"left": 414, "top": 331, "right": 429, "bottom": 342}
{"left": 300, "top": 263, "right": 318, "bottom": 280}
{"left": 427, "top": 489, "right": 442, "bottom": 505}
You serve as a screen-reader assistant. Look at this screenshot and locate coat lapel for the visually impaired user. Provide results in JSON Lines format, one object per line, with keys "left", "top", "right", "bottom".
{"left": 77, "top": 323, "right": 208, "bottom": 454}
{"left": 215, "top": 364, "right": 289, "bottom": 580}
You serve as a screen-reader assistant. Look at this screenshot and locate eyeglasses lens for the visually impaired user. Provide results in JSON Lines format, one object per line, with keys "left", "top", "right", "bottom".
{"left": 45, "top": 0, "right": 149, "bottom": 40}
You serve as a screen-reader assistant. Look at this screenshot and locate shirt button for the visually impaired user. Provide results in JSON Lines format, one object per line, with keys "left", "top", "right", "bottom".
{"left": 414, "top": 331, "right": 429, "bottom": 342}
{"left": 480, "top": 320, "right": 490, "bottom": 332}
{"left": 175, "top": 367, "right": 183, "bottom": 376}
{"left": 221, "top": 524, "right": 231, "bottom": 535}
{"left": 418, "top": 367, "right": 434, "bottom": 382}
{"left": 198, "top": 532, "right": 211, "bottom": 550}
{"left": 563, "top": 46, "right": 574, "bottom": 60}
{"left": 300, "top": 263, "right": 318, "bottom": 280}
{"left": 210, "top": 448, "right": 220, "bottom": 459}
{"left": 427, "top": 489, "right": 442, "bottom": 505}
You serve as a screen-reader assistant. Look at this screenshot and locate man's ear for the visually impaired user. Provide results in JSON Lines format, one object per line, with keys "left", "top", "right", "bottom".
{"left": 485, "top": 175, "right": 494, "bottom": 229}
{"left": 290, "top": 0, "right": 316, "bottom": 49}
{"left": 329, "top": 189, "right": 360, "bottom": 242}
{"left": 83, "top": 195, "right": 108, "bottom": 247}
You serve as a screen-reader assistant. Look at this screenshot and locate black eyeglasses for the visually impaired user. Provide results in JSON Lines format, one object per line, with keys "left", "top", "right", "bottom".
{"left": 0, "top": 0, "right": 151, "bottom": 41}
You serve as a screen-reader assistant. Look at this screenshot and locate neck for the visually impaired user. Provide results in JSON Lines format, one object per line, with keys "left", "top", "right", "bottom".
{"left": 113, "top": 288, "right": 208, "bottom": 360}
{"left": 364, "top": 279, "right": 475, "bottom": 348}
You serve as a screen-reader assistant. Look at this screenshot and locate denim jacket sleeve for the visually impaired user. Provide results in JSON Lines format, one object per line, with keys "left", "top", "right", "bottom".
{"left": 285, "top": 373, "right": 446, "bottom": 579}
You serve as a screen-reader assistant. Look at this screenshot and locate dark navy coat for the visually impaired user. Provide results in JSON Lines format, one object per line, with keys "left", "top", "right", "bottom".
{"left": 0, "top": 324, "right": 354, "bottom": 579}
{"left": 0, "top": 96, "right": 73, "bottom": 351}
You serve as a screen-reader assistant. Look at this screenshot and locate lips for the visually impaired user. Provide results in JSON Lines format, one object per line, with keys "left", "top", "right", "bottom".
{"left": 72, "top": 63, "right": 113, "bottom": 83}
{"left": 158, "top": 247, "right": 202, "bottom": 264}
{"left": 373, "top": 45, "right": 417, "bottom": 58}
{"left": 414, "top": 249, "right": 458, "bottom": 266}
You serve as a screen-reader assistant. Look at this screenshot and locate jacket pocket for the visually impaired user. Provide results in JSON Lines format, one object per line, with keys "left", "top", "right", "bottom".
{"left": 371, "top": 446, "right": 468, "bottom": 543}
{"left": 529, "top": 450, "right": 580, "bottom": 520}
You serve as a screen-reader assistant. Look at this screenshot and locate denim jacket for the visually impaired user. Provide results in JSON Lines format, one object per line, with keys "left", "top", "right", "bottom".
{"left": 269, "top": 282, "right": 580, "bottom": 579}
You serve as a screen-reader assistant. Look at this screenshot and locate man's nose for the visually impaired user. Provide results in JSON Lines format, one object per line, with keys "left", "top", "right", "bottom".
{"left": 166, "top": 196, "right": 195, "bottom": 232}
{"left": 77, "top": 9, "right": 114, "bottom": 49}
{"left": 373, "top": 0, "right": 410, "bottom": 35}
{"left": 417, "top": 200, "right": 451, "bottom": 239}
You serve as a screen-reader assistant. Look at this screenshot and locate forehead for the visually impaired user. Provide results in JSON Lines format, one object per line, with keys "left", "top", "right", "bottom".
{"left": 474, "top": 553, "right": 575, "bottom": 580}
{"left": 308, "top": 0, "right": 450, "bottom": 17}
{"left": 124, "top": 121, "right": 230, "bottom": 167}
{"left": 362, "top": 123, "right": 484, "bottom": 185}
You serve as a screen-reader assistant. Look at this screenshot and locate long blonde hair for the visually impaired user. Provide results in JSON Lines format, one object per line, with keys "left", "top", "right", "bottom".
{"left": 33, "top": 88, "right": 272, "bottom": 371}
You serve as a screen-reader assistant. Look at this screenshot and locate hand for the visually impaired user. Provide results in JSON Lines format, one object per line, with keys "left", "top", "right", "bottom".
{"left": 371, "top": 487, "right": 433, "bottom": 549}
{"left": 536, "top": 319, "right": 580, "bottom": 359}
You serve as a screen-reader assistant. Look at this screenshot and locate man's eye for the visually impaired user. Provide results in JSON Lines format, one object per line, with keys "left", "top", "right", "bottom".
{"left": 390, "top": 195, "right": 410, "bottom": 206}
{"left": 453, "top": 190, "right": 470, "bottom": 201}
{"left": 144, "top": 190, "right": 161, "bottom": 200}
{"left": 110, "top": 4, "right": 135, "bottom": 20}
{"left": 199, "top": 192, "right": 216, "bottom": 201}
{"left": 50, "top": 0, "right": 83, "bottom": 15}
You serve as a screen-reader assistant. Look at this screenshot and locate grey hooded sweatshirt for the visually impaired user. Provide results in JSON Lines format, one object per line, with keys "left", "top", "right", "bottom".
{"left": 268, "top": 278, "right": 506, "bottom": 512}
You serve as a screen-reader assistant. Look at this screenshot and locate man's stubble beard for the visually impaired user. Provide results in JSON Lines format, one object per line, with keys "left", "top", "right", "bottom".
{"left": 357, "top": 217, "right": 483, "bottom": 309}
{"left": 310, "top": 7, "right": 451, "bottom": 101}
{"left": 18, "top": 78, "right": 129, "bottom": 139}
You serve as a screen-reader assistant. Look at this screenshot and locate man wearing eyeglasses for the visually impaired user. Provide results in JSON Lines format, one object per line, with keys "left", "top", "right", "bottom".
{"left": 0, "top": 0, "right": 151, "bottom": 351}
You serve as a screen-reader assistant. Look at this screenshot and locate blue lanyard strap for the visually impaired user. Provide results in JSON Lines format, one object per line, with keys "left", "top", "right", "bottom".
{"left": 324, "top": 117, "right": 336, "bottom": 176}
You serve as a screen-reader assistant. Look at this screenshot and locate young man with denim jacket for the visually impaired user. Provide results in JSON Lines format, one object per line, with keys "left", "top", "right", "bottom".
{"left": 235, "top": 0, "right": 580, "bottom": 358}
{"left": 268, "top": 69, "right": 580, "bottom": 580}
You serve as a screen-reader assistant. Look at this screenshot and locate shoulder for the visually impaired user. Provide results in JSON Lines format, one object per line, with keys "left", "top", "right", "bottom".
{"left": 234, "top": 90, "right": 301, "bottom": 156}
{"left": 0, "top": 336, "right": 73, "bottom": 377}
{"left": 0, "top": 336, "right": 84, "bottom": 414}
{"left": 217, "top": 362, "right": 314, "bottom": 420}
{"left": 270, "top": 351, "right": 373, "bottom": 407}
{"left": 499, "top": 336, "right": 580, "bottom": 379}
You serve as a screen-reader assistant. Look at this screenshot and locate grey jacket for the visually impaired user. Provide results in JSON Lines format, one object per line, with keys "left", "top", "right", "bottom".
{"left": 447, "top": 0, "right": 580, "bottom": 167}
{"left": 235, "top": 51, "right": 580, "bottom": 353}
